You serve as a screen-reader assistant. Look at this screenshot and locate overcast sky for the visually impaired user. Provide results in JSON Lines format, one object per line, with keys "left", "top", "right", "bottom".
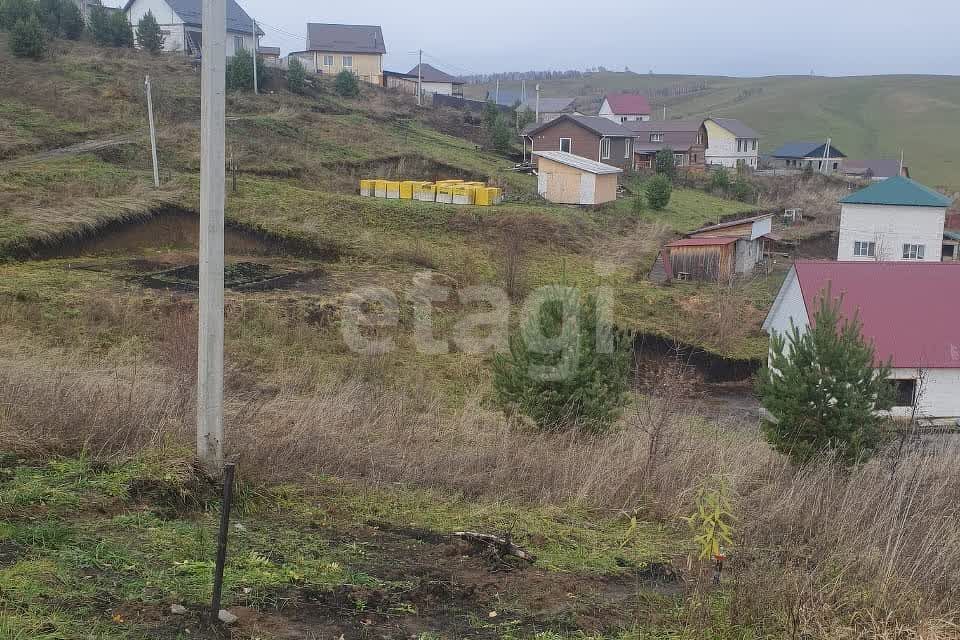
{"left": 209, "top": 0, "right": 959, "bottom": 76}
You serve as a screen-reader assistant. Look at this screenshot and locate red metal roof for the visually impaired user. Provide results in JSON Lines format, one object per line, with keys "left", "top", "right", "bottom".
{"left": 604, "top": 93, "right": 651, "bottom": 115}
{"left": 794, "top": 261, "right": 960, "bottom": 369}
{"left": 666, "top": 236, "right": 738, "bottom": 248}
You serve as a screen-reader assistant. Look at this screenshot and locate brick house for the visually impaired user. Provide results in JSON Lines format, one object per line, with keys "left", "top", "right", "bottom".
{"left": 521, "top": 115, "right": 635, "bottom": 171}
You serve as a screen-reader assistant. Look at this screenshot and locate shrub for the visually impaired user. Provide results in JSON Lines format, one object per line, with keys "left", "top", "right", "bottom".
{"left": 757, "top": 289, "right": 894, "bottom": 466}
{"left": 490, "top": 116, "right": 512, "bottom": 153}
{"left": 653, "top": 147, "right": 676, "bottom": 179}
{"left": 644, "top": 175, "right": 672, "bottom": 210}
{"left": 87, "top": 4, "right": 110, "bottom": 45}
{"left": 36, "top": 0, "right": 60, "bottom": 34}
{"left": 107, "top": 10, "right": 132, "bottom": 47}
{"left": 135, "top": 10, "right": 164, "bottom": 53}
{"left": 58, "top": 0, "right": 81, "bottom": 39}
{"left": 0, "top": 0, "right": 36, "bottom": 30}
{"left": 286, "top": 55, "right": 306, "bottom": 94}
{"left": 709, "top": 166, "right": 730, "bottom": 192}
{"left": 225, "top": 49, "right": 254, "bottom": 91}
{"left": 731, "top": 175, "right": 754, "bottom": 202}
{"left": 492, "top": 287, "right": 631, "bottom": 433}
{"left": 9, "top": 13, "right": 45, "bottom": 58}
{"left": 334, "top": 69, "right": 359, "bottom": 97}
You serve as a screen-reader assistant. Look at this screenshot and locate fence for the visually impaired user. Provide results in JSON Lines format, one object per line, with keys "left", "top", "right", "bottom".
{"left": 432, "top": 93, "right": 511, "bottom": 113}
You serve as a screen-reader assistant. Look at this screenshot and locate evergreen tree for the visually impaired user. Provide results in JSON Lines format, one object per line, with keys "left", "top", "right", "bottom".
{"left": 9, "top": 13, "right": 45, "bottom": 58}
{"left": 58, "top": 0, "right": 82, "bottom": 39}
{"left": 654, "top": 147, "right": 677, "bottom": 179}
{"left": 709, "top": 166, "right": 730, "bottom": 193}
{"left": 88, "top": 4, "right": 111, "bottom": 45}
{"left": 0, "top": 0, "right": 36, "bottom": 30}
{"left": 731, "top": 175, "right": 754, "bottom": 202}
{"left": 286, "top": 55, "right": 306, "bottom": 94}
{"left": 107, "top": 10, "right": 132, "bottom": 46}
{"left": 493, "top": 287, "right": 631, "bottom": 433}
{"left": 644, "top": 174, "right": 672, "bottom": 210}
{"left": 334, "top": 69, "right": 359, "bottom": 97}
{"left": 135, "top": 10, "right": 163, "bottom": 52}
{"left": 225, "top": 48, "right": 254, "bottom": 91}
{"left": 757, "top": 290, "right": 895, "bottom": 466}
{"left": 37, "top": 0, "right": 61, "bottom": 34}
{"left": 491, "top": 116, "right": 512, "bottom": 153}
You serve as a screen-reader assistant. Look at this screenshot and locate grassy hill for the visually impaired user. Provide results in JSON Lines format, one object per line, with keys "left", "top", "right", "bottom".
{"left": 467, "top": 72, "right": 960, "bottom": 190}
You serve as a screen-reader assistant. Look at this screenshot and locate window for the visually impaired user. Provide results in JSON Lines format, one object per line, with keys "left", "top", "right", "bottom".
{"left": 233, "top": 36, "right": 244, "bottom": 51}
{"left": 902, "top": 243, "right": 925, "bottom": 260}
{"left": 600, "top": 138, "right": 611, "bottom": 159}
{"left": 752, "top": 139, "right": 757, "bottom": 151}
{"left": 624, "top": 138, "right": 632, "bottom": 159}
{"left": 323, "top": 54, "right": 334, "bottom": 66}
{"left": 853, "top": 240, "right": 876, "bottom": 258}
{"left": 696, "top": 132, "right": 703, "bottom": 145}
{"left": 944, "top": 244, "right": 956, "bottom": 260}
{"left": 559, "top": 137, "right": 571, "bottom": 153}
{"left": 737, "top": 139, "right": 743, "bottom": 152}
{"left": 650, "top": 133, "right": 663, "bottom": 142}
{"left": 674, "top": 153, "right": 685, "bottom": 166}
{"left": 892, "top": 379, "right": 916, "bottom": 407}
{"left": 342, "top": 55, "right": 353, "bottom": 68}
{"left": 620, "top": 116, "right": 627, "bottom": 123}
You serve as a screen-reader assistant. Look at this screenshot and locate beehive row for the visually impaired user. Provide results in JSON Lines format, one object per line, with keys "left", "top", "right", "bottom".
{"left": 359, "top": 179, "right": 503, "bottom": 206}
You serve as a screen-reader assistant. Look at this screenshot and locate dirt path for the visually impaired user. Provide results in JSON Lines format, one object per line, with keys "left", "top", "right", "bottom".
{"left": 0, "top": 134, "right": 140, "bottom": 170}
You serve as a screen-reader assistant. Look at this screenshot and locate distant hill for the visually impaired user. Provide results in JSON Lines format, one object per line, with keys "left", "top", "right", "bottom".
{"left": 467, "top": 72, "right": 960, "bottom": 190}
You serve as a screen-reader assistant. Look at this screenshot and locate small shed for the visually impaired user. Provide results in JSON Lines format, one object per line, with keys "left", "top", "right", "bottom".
{"left": 533, "top": 151, "right": 622, "bottom": 205}
{"left": 651, "top": 213, "right": 773, "bottom": 282}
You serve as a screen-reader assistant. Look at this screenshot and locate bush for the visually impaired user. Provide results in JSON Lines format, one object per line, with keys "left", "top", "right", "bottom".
{"left": 731, "top": 175, "right": 754, "bottom": 202}
{"left": 653, "top": 147, "right": 676, "bottom": 179}
{"left": 492, "top": 287, "right": 631, "bottom": 433}
{"left": 135, "top": 10, "right": 164, "bottom": 53}
{"left": 644, "top": 175, "right": 672, "bottom": 210}
{"left": 225, "top": 48, "right": 254, "bottom": 91}
{"left": 58, "top": 0, "right": 81, "bottom": 39}
{"left": 9, "top": 13, "right": 45, "bottom": 58}
{"left": 490, "top": 116, "right": 512, "bottom": 153}
{"left": 0, "top": 0, "right": 36, "bottom": 30}
{"left": 287, "top": 55, "right": 306, "bottom": 94}
{"left": 108, "top": 10, "right": 132, "bottom": 47}
{"left": 709, "top": 166, "right": 730, "bottom": 192}
{"left": 757, "top": 289, "right": 894, "bottom": 466}
{"left": 87, "top": 4, "right": 110, "bottom": 44}
{"left": 334, "top": 69, "right": 359, "bottom": 97}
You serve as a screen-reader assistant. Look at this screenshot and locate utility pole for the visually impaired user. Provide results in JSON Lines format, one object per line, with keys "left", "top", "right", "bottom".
{"left": 535, "top": 84, "right": 540, "bottom": 123}
{"left": 663, "top": 105, "right": 666, "bottom": 120}
{"left": 198, "top": 0, "right": 226, "bottom": 473}
{"left": 821, "top": 137, "right": 832, "bottom": 175}
{"left": 417, "top": 49, "right": 422, "bottom": 106}
{"left": 251, "top": 19, "right": 258, "bottom": 95}
{"left": 144, "top": 75, "right": 159, "bottom": 188}
{"left": 521, "top": 79, "right": 525, "bottom": 103}
{"left": 495, "top": 78, "right": 500, "bottom": 105}
{"left": 899, "top": 149, "right": 904, "bottom": 176}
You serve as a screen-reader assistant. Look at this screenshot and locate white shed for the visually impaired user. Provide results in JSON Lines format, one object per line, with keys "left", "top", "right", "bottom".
{"left": 534, "top": 151, "right": 622, "bottom": 206}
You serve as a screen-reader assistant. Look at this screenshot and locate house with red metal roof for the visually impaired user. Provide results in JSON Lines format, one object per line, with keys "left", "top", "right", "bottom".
{"left": 599, "top": 93, "right": 651, "bottom": 123}
{"left": 763, "top": 261, "right": 960, "bottom": 423}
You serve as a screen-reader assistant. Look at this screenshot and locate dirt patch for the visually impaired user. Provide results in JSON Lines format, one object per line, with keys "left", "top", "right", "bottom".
{"left": 634, "top": 332, "right": 760, "bottom": 383}
{"left": 139, "top": 262, "right": 326, "bottom": 292}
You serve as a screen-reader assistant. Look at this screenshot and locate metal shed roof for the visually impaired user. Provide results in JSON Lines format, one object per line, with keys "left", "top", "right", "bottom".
{"left": 534, "top": 151, "right": 623, "bottom": 175}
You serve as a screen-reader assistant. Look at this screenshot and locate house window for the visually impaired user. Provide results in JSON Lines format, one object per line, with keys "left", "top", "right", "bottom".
{"left": 650, "top": 133, "right": 663, "bottom": 142}
{"left": 892, "top": 379, "right": 916, "bottom": 407}
{"left": 944, "top": 244, "right": 956, "bottom": 260}
{"left": 342, "top": 55, "right": 353, "bottom": 68}
{"left": 620, "top": 116, "right": 627, "bottom": 123}
{"left": 323, "top": 54, "right": 334, "bottom": 66}
{"left": 696, "top": 132, "right": 703, "bottom": 145}
{"left": 674, "top": 153, "right": 685, "bottom": 166}
{"left": 853, "top": 241, "right": 876, "bottom": 257}
{"left": 752, "top": 139, "right": 757, "bottom": 150}
{"left": 737, "top": 140, "right": 742, "bottom": 152}
{"left": 902, "top": 243, "right": 925, "bottom": 260}
{"left": 233, "top": 36, "right": 244, "bottom": 51}
{"left": 559, "top": 137, "right": 571, "bottom": 153}
{"left": 601, "top": 138, "right": 611, "bottom": 159}
{"left": 624, "top": 138, "right": 631, "bottom": 159}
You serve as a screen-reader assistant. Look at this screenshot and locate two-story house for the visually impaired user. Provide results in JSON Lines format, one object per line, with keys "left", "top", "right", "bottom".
{"left": 837, "top": 176, "right": 952, "bottom": 262}
{"left": 598, "top": 93, "right": 651, "bottom": 123}
{"left": 703, "top": 118, "right": 759, "bottom": 169}
{"left": 521, "top": 115, "right": 635, "bottom": 171}
{"left": 288, "top": 23, "right": 385, "bottom": 85}
{"left": 123, "top": 0, "right": 261, "bottom": 56}
{"left": 625, "top": 120, "right": 708, "bottom": 171}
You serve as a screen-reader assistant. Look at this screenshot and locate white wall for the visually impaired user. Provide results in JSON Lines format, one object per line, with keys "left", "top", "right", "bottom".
{"left": 837, "top": 203, "right": 946, "bottom": 261}
{"left": 125, "top": 0, "right": 184, "bottom": 52}
{"left": 704, "top": 123, "right": 758, "bottom": 168}
{"left": 421, "top": 81, "right": 454, "bottom": 96}
{"left": 224, "top": 30, "right": 257, "bottom": 57}
{"left": 763, "top": 269, "right": 809, "bottom": 339}
{"left": 888, "top": 368, "right": 960, "bottom": 419}
{"left": 598, "top": 99, "right": 649, "bottom": 123}
{"left": 734, "top": 238, "right": 763, "bottom": 274}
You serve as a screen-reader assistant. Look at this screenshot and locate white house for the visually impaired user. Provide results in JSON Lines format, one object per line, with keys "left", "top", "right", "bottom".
{"left": 763, "top": 261, "right": 960, "bottom": 424}
{"left": 123, "top": 0, "right": 261, "bottom": 56}
{"left": 406, "top": 63, "right": 463, "bottom": 97}
{"left": 837, "top": 176, "right": 952, "bottom": 262}
{"left": 703, "top": 117, "right": 760, "bottom": 169}
{"left": 598, "top": 93, "right": 651, "bottom": 123}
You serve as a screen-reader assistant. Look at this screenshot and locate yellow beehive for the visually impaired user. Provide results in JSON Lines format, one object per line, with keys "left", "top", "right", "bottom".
{"left": 413, "top": 183, "right": 436, "bottom": 202}
{"left": 384, "top": 181, "right": 401, "bottom": 199}
{"left": 360, "top": 179, "right": 375, "bottom": 197}
{"left": 374, "top": 179, "right": 389, "bottom": 198}
{"left": 399, "top": 180, "right": 417, "bottom": 199}
{"left": 452, "top": 185, "right": 476, "bottom": 205}
{"left": 462, "top": 181, "right": 485, "bottom": 189}
{"left": 436, "top": 183, "right": 456, "bottom": 204}
{"left": 475, "top": 187, "right": 495, "bottom": 206}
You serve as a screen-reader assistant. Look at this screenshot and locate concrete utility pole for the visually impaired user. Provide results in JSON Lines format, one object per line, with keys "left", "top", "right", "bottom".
{"left": 251, "top": 19, "right": 258, "bottom": 95}
{"left": 521, "top": 79, "right": 525, "bottom": 103}
{"left": 144, "top": 75, "right": 159, "bottom": 188}
{"left": 821, "top": 137, "right": 832, "bottom": 175}
{"left": 417, "top": 49, "right": 423, "bottom": 106}
{"left": 198, "top": 0, "right": 226, "bottom": 472}
{"left": 495, "top": 78, "right": 500, "bottom": 105}
{"left": 535, "top": 84, "right": 540, "bottom": 123}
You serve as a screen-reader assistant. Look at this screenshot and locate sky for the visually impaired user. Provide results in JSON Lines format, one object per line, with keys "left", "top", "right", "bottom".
{"left": 179, "top": 0, "right": 960, "bottom": 77}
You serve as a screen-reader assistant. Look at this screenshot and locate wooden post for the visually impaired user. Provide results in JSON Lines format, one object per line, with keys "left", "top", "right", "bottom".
{"left": 210, "top": 463, "right": 236, "bottom": 623}
{"left": 145, "top": 75, "right": 160, "bottom": 188}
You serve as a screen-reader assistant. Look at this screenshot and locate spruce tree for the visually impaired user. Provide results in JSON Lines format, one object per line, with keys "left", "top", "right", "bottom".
{"left": 286, "top": 55, "right": 306, "bottom": 94}
{"left": 654, "top": 147, "right": 676, "bottom": 179}
{"left": 136, "top": 10, "right": 164, "bottom": 53}
{"left": 9, "top": 13, "right": 45, "bottom": 58}
{"left": 225, "top": 48, "right": 254, "bottom": 91}
{"left": 334, "top": 69, "right": 359, "bottom": 97}
{"left": 645, "top": 174, "right": 672, "bottom": 210}
{"left": 58, "top": 0, "right": 82, "bottom": 39}
{"left": 88, "top": 4, "right": 111, "bottom": 45}
{"left": 0, "top": 0, "right": 36, "bottom": 30}
{"left": 108, "top": 10, "right": 132, "bottom": 47}
{"left": 493, "top": 287, "right": 631, "bottom": 433}
{"left": 757, "top": 289, "right": 895, "bottom": 466}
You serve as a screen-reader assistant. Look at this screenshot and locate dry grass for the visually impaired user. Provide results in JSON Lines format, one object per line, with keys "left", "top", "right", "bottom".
{"left": 1, "top": 346, "right": 959, "bottom": 637}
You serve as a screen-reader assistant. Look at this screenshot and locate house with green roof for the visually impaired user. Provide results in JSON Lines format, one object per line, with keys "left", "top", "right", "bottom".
{"left": 837, "top": 176, "right": 954, "bottom": 262}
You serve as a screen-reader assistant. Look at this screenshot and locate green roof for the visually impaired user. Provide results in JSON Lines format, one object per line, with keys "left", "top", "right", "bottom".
{"left": 840, "top": 176, "right": 952, "bottom": 207}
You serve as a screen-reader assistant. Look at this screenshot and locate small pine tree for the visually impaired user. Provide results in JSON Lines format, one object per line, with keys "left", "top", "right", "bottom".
{"left": 757, "top": 289, "right": 895, "bottom": 466}
{"left": 225, "top": 48, "right": 254, "bottom": 91}
{"left": 731, "top": 175, "right": 754, "bottom": 202}
{"left": 492, "top": 287, "right": 631, "bottom": 433}
{"left": 654, "top": 147, "right": 677, "bottom": 179}
{"left": 645, "top": 174, "right": 672, "bottom": 210}
{"left": 709, "top": 166, "right": 730, "bottom": 193}
{"left": 9, "top": 13, "right": 46, "bottom": 58}
{"left": 136, "top": 10, "right": 164, "bottom": 53}
{"left": 37, "top": 0, "right": 61, "bottom": 35}
{"left": 334, "top": 69, "right": 359, "bottom": 97}
{"left": 108, "top": 10, "right": 132, "bottom": 46}
{"left": 58, "top": 0, "right": 82, "bottom": 39}
{"left": 491, "top": 117, "right": 512, "bottom": 153}
{"left": 0, "top": 0, "right": 36, "bottom": 30}
{"left": 88, "top": 5, "right": 111, "bottom": 45}
{"left": 286, "top": 55, "right": 306, "bottom": 94}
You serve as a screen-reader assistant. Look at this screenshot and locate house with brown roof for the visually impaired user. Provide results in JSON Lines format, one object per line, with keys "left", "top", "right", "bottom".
{"left": 288, "top": 23, "right": 385, "bottom": 84}
{"left": 599, "top": 93, "right": 651, "bottom": 123}
{"left": 625, "top": 119, "right": 708, "bottom": 172}
{"left": 520, "top": 97, "right": 577, "bottom": 124}
{"left": 407, "top": 63, "right": 463, "bottom": 97}
{"left": 521, "top": 115, "right": 635, "bottom": 171}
